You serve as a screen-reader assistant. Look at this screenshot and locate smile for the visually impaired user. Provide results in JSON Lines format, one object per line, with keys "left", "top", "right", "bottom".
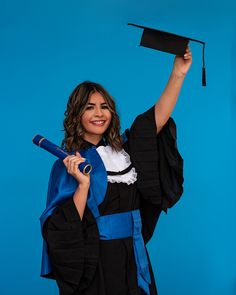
{"left": 90, "top": 120, "right": 106, "bottom": 126}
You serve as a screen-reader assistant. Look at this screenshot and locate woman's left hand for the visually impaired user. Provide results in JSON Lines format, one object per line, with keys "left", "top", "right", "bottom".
{"left": 172, "top": 45, "right": 192, "bottom": 77}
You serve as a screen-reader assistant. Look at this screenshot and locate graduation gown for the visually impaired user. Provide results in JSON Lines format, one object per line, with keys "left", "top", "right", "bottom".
{"left": 40, "top": 105, "right": 184, "bottom": 295}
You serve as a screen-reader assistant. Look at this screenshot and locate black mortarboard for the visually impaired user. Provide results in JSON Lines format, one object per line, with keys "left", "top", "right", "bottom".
{"left": 128, "top": 23, "right": 206, "bottom": 86}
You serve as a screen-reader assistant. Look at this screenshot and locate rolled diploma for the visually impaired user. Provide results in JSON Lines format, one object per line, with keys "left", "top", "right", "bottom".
{"left": 32, "top": 134, "right": 92, "bottom": 175}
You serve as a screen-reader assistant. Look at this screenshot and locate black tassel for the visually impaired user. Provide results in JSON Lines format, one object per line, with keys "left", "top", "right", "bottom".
{"left": 202, "top": 66, "right": 206, "bottom": 86}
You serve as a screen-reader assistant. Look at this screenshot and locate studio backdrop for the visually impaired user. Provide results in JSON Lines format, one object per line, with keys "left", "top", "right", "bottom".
{"left": 0, "top": 0, "right": 235, "bottom": 294}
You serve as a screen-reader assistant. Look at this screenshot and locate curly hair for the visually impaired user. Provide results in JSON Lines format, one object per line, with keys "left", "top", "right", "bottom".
{"left": 61, "top": 81, "right": 123, "bottom": 152}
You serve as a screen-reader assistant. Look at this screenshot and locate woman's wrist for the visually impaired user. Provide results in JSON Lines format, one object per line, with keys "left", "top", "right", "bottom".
{"left": 171, "top": 69, "right": 186, "bottom": 79}
{"left": 77, "top": 182, "right": 90, "bottom": 191}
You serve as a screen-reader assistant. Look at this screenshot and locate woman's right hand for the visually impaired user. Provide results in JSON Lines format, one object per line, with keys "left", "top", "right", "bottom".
{"left": 63, "top": 151, "right": 90, "bottom": 187}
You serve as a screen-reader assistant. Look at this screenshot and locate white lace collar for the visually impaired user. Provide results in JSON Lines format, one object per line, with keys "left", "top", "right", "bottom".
{"left": 96, "top": 145, "right": 137, "bottom": 185}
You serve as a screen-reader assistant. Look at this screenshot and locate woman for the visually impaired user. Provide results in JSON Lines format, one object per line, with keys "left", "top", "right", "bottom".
{"left": 40, "top": 47, "right": 192, "bottom": 295}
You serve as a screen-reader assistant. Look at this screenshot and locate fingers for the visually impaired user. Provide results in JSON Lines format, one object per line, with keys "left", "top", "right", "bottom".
{"left": 63, "top": 154, "right": 86, "bottom": 174}
{"left": 69, "top": 157, "right": 84, "bottom": 173}
{"left": 184, "top": 46, "right": 192, "bottom": 59}
{"left": 63, "top": 151, "right": 82, "bottom": 164}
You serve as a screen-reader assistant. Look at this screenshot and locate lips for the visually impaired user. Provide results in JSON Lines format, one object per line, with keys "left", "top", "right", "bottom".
{"left": 90, "top": 120, "right": 106, "bottom": 126}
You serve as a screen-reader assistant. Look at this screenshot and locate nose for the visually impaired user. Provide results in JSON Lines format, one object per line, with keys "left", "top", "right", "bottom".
{"left": 94, "top": 107, "right": 104, "bottom": 117}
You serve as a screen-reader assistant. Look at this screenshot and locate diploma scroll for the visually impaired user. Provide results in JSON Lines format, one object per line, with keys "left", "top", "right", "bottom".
{"left": 32, "top": 134, "right": 92, "bottom": 175}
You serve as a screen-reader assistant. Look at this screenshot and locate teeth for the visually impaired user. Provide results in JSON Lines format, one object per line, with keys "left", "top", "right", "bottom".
{"left": 91, "top": 121, "right": 105, "bottom": 125}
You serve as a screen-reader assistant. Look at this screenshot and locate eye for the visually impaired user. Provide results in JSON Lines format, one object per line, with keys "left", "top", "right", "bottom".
{"left": 101, "top": 105, "right": 109, "bottom": 109}
{"left": 85, "top": 106, "right": 93, "bottom": 110}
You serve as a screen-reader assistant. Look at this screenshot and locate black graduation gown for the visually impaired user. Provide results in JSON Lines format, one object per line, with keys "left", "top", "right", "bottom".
{"left": 41, "top": 105, "right": 184, "bottom": 295}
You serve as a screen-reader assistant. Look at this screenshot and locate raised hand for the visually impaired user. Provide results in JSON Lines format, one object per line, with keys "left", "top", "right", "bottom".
{"left": 172, "top": 45, "right": 192, "bottom": 77}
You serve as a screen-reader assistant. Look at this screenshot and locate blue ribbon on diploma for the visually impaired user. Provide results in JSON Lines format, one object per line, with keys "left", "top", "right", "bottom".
{"left": 32, "top": 134, "right": 92, "bottom": 175}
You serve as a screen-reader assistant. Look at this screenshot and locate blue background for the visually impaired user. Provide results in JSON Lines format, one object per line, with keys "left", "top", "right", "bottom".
{"left": 1, "top": 0, "right": 236, "bottom": 294}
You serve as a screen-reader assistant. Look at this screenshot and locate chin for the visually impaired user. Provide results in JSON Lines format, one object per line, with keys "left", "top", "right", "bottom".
{"left": 87, "top": 128, "right": 107, "bottom": 136}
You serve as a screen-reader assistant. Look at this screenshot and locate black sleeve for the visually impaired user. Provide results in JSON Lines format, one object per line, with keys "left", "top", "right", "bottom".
{"left": 42, "top": 197, "right": 99, "bottom": 295}
{"left": 139, "top": 196, "right": 162, "bottom": 244}
{"left": 128, "top": 105, "right": 184, "bottom": 213}
{"left": 126, "top": 105, "right": 184, "bottom": 244}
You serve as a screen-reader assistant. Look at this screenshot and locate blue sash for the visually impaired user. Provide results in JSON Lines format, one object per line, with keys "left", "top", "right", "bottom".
{"left": 96, "top": 209, "right": 151, "bottom": 295}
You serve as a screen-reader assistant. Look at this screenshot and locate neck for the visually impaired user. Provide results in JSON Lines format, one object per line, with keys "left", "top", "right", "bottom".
{"left": 83, "top": 134, "right": 103, "bottom": 145}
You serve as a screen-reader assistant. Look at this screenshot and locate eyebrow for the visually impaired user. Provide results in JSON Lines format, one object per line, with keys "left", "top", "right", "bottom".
{"left": 87, "top": 102, "right": 108, "bottom": 106}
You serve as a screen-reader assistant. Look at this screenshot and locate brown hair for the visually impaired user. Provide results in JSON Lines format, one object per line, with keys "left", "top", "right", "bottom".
{"left": 61, "top": 81, "right": 123, "bottom": 152}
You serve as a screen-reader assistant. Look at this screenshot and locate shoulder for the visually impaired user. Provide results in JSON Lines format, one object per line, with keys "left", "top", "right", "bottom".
{"left": 51, "top": 158, "right": 64, "bottom": 170}
{"left": 130, "top": 105, "right": 155, "bottom": 132}
{"left": 121, "top": 129, "right": 129, "bottom": 144}
{"left": 49, "top": 159, "right": 67, "bottom": 181}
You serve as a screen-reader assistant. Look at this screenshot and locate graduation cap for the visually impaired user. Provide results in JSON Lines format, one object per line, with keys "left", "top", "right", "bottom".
{"left": 128, "top": 23, "right": 206, "bottom": 86}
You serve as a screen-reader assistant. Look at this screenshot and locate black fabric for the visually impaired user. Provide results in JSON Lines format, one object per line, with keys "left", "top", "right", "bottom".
{"left": 107, "top": 163, "right": 133, "bottom": 176}
{"left": 42, "top": 197, "right": 100, "bottom": 294}
{"left": 128, "top": 105, "right": 184, "bottom": 213}
{"left": 128, "top": 23, "right": 205, "bottom": 55}
{"left": 42, "top": 105, "right": 184, "bottom": 295}
{"left": 79, "top": 137, "right": 106, "bottom": 150}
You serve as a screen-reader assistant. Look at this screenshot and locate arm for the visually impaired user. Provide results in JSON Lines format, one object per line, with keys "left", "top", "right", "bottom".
{"left": 155, "top": 46, "right": 192, "bottom": 133}
{"left": 72, "top": 184, "right": 90, "bottom": 220}
{"left": 63, "top": 151, "right": 90, "bottom": 220}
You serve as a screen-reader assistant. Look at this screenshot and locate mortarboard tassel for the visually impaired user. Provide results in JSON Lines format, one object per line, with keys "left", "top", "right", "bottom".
{"left": 202, "top": 43, "right": 206, "bottom": 86}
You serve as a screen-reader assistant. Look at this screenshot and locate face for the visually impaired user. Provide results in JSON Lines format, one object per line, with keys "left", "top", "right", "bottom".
{"left": 81, "top": 91, "right": 112, "bottom": 144}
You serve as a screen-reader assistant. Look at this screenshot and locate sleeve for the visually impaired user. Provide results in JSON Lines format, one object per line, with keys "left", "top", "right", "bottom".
{"left": 42, "top": 197, "right": 99, "bottom": 295}
{"left": 126, "top": 105, "right": 184, "bottom": 243}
